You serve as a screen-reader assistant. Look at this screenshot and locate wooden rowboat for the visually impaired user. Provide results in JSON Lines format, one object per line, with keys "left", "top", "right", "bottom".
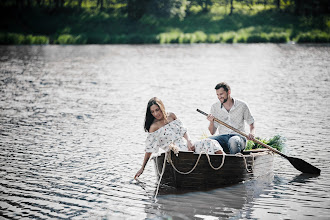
{"left": 153, "top": 149, "right": 274, "bottom": 190}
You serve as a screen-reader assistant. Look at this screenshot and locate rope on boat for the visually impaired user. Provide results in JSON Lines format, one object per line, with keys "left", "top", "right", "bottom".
{"left": 167, "top": 151, "right": 204, "bottom": 175}
{"left": 167, "top": 151, "right": 227, "bottom": 176}
{"left": 154, "top": 150, "right": 225, "bottom": 199}
{"left": 154, "top": 151, "right": 168, "bottom": 199}
{"left": 236, "top": 152, "right": 254, "bottom": 173}
{"left": 205, "top": 152, "right": 226, "bottom": 170}
{"left": 154, "top": 149, "right": 272, "bottom": 198}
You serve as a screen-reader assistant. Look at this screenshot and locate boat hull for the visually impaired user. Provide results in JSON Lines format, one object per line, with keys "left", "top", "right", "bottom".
{"left": 153, "top": 149, "right": 274, "bottom": 190}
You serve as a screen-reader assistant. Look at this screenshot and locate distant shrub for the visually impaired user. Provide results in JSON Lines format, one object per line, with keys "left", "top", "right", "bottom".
{"left": 0, "top": 33, "right": 49, "bottom": 44}
{"left": 126, "top": 34, "right": 158, "bottom": 44}
{"left": 108, "top": 35, "right": 128, "bottom": 44}
{"left": 24, "top": 35, "right": 49, "bottom": 44}
{"left": 179, "top": 33, "right": 199, "bottom": 44}
{"left": 157, "top": 33, "right": 180, "bottom": 44}
{"left": 221, "top": 32, "right": 237, "bottom": 43}
{"left": 268, "top": 33, "right": 289, "bottom": 43}
{"left": 2, "top": 33, "right": 25, "bottom": 44}
{"left": 127, "top": 34, "right": 146, "bottom": 44}
{"left": 86, "top": 33, "right": 109, "bottom": 44}
{"left": 56, "top": 34, "right": 87, "bottom": 44}
{"left": 296, "top": 32, "right": 330, "bottom": 43}
{"left": 147, "top": 0, "right": 189, "bottom": 20}
{"left": 75, "top": 34, "right": 88, "bottom": 44}
{"left": 236, "top": 34, "right": 247, "bottom": 43}
{"left": 194, "top": 31, "right": 207, "bottom": 43}
{"left": 207, "top": 34, "right": 222, "bottom": 43}
{"left": 157, "top": 33, "right": 166, "bottom": 44}
{"left": 144, "top": 35, "right": 158, "bottom": 44}
{"left": 246, "top": 33, "right": 269, "bottom": 43}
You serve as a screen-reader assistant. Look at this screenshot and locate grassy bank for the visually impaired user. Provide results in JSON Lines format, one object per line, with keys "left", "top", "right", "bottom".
{"left": 0, "top": 4, "right": 329, "bottom": 44}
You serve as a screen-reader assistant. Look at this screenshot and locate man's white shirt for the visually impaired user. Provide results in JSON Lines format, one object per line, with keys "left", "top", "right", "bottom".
{"left": 210, "top": 98, "right": 254, "bottom": 135}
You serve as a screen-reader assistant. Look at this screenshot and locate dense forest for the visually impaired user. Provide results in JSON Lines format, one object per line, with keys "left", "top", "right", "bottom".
{"left": 0, "top": 0, "right": 329, "bottom": 44}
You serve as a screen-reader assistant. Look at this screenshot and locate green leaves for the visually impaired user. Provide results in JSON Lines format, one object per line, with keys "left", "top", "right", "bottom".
{"left": 245, "top": 135, "right": 286, "bottom": 152}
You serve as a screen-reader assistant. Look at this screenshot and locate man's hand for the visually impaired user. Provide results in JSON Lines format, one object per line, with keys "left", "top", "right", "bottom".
{"left": 247, "top": 133, "right": 255, "bottom": 141}
{"left": 207, "top": 114, "right": 215, "bottom": 122}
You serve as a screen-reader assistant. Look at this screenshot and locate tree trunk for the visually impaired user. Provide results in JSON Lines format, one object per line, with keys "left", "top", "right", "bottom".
{"left": 97, "top": 0, "right": 104, "bottom": 10}
{"left": 229, "top": 0, "right": 234, "bottom": 15}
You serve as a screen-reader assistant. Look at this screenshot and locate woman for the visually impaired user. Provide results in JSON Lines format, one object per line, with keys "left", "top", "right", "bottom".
{"left": 134, "top": 97, "right": 223, "bottom": 179}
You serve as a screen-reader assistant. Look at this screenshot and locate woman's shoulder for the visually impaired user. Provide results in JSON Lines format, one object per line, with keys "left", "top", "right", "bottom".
{"left": 149, "top": 112, "right": 178, "bottom": 133}
{"left": 149, "top": 122, "right": 161, "bottom": 133}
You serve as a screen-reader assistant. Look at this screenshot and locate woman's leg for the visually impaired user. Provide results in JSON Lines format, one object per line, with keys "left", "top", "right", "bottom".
{"left": 194, "top": 139, "right": 224, "bottom": 154}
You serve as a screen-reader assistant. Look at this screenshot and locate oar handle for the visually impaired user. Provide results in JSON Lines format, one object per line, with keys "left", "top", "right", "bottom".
{"left": 196, "top": 109, "right": 287, "bottom": 158}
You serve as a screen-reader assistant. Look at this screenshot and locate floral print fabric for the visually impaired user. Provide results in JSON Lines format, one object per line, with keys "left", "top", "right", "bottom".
{"left": 145, "top": 119, "right": 223, "bottom": 154}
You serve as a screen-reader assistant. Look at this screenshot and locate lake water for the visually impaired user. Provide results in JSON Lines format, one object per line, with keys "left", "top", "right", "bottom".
{"left": 0, "top": 44, "right": 329, "bottom": 219}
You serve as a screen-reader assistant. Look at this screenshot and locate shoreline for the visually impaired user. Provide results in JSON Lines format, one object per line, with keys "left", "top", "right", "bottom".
{"left": 1, "top": 5, "right": 329, "bottom": 45}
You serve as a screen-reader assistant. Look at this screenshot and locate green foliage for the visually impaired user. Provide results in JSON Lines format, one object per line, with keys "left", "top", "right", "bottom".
{"left": 220, "top": 32, "right": 237, "bottom": 43}
{"left": 246, "top": 33, "right": 269, "bottom": 43}
{"left": 245, "top": 135, "right": 286, "bottom": 152}
{"left": 194, "top": 31, "right": 207, "bottom": 43}
{"left": 207, "top": 34, "right": 222, "bottom": 43}
{"left": 0, "top": 33, "right": 49, "bottom": 44}
{"left": 157, "top": 32, "right": 179, "bottom": 44}
{"left": 178, "top": 33, "right": 194, "bottom": 44}
{"left": 55, "top": 34, "right": 87, "bottom": 44}
{"left": 147, "top": 0, "right": 189, "bottom": 20}
{"left": 0, "top": 1, "right": 329, "bottom": 45}
{"left": 86, "top": 33, "right": 110, "bottom": 44}
{"left": 268, "top": 33, "right": 290, "bottom": 43}
{"left": 296, "top": 31, "right": 330, "bottom": 43}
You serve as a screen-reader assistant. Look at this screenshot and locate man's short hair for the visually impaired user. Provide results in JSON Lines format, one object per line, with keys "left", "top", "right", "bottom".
{"left": 215, "top": 82, "right": 231, "bottom": 92}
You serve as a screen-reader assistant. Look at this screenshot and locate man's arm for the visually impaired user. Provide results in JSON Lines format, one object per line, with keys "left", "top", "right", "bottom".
{"left": 207, "top": 114, "right": 217, "bottom": 135}
{"left": 248, "top": 122, "right": 255, "bottom": 140}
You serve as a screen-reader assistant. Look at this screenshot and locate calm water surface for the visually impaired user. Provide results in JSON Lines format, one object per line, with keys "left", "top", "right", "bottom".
{"left": 0, "top": 44, "right": 329, "bottom": 219}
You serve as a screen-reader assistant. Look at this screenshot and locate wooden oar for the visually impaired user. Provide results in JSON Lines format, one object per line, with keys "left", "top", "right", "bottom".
{"left": 196, "top": 109, "right": 321, "bottom": 175}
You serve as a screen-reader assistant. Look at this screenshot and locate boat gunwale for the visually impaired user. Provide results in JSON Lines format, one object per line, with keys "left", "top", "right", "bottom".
{"left": 153, "top": 148, "right": 273, "bottom": 159}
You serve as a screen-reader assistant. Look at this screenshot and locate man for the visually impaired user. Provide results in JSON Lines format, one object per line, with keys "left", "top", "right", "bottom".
{"left": 207, "top": 82, "right": 255, "bottom": 154}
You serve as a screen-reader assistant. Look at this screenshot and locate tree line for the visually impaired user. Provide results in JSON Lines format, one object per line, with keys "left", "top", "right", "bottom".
{"left": 1, "top": 0, "right": 329, "bottom": 19}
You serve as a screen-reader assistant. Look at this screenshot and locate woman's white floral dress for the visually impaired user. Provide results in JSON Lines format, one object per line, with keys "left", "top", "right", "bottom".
{"left": 145, "top": 119, "right": 223, "bottom": 154}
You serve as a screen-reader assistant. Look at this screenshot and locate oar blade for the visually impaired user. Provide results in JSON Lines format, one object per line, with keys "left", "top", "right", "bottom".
{"left": 287, "top": 157, "right": 321, "bottom": 175}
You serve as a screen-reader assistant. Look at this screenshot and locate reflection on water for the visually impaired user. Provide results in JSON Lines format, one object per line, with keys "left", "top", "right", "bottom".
{"left": 0, "top": 44, "right": 329, "bottom": 219}
{"left": 146, "top": 173, "right": 274, "bottom": 219}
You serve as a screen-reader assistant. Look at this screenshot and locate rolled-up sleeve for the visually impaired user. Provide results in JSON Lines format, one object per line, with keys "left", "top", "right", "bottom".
{"left": 243, "top": 104, "right": 254, "bottom": 125}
